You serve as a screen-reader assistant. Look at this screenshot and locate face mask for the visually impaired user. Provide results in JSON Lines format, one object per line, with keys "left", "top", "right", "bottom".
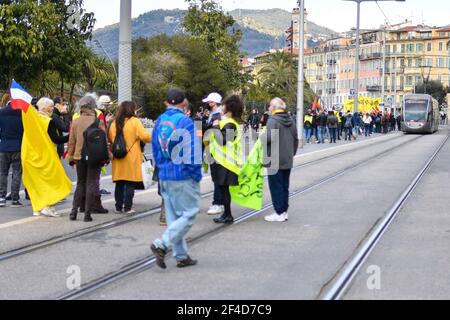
{"left": 221, "top": 114, "right": 228, "bottom": 120}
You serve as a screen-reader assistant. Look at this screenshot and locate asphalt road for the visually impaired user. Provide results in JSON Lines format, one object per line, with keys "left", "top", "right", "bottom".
{"left": 2, "top": 129, "right": 448, "bottom": 299}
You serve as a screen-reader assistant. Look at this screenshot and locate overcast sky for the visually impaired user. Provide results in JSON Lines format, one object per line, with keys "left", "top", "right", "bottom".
{"left": 83, "top": 0, "right": 450, "bottom": 32}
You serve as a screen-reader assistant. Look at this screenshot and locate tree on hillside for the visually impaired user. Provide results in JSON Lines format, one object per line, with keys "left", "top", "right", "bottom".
{"left": 183, "top": 0, "right": 249, "bottom": 90}
{"left": 415, "top": 80, "right": 449, "bottom": 106}
{"left": 0, "top": 0, "right": 95, "bottom": 98}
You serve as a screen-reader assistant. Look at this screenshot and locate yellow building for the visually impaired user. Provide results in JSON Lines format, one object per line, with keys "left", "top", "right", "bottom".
{"left": 385, "top": 25, "right": 450, "bottom": 109}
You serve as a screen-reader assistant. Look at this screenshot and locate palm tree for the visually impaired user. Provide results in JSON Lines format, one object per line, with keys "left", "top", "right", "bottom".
{"left": 82, "top": 48, "right": 115, "bottom": 92}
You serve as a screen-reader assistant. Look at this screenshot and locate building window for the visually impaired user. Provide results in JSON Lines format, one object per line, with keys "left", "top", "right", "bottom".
{"left": 427, "top": 43, "right": 432, "bottom": 51}
{"left": 425, "top": 58, "right": 433, "bottom": 67}
{"left": 437, "top": 58, "right": 444, "bottom": 68}
{"left": 408, "top": 58, "right": 413, "bottom": 67}
{"left": 416, "top": 43, "right": 424, "bottom": 52}
{"left": 439, "top": 42, "right": 443, "bottom": 51}
{"left": 406, "top": 76, "right": 413, "bottom": 86}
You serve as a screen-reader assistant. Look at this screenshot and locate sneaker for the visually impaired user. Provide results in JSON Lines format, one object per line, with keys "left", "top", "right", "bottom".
{"left": 264, "top": 212, "right": 288, "bottom": 222}
{"left": 0, "top": 198, "right": 5, "bottom": 208}
{"left": 124, "top": 209, "right": 136, "bottom": 215}
{"left": 99, "top": 189, "right": 111, "bottom": 195}
{"left": 33, "top": 211, "right": 41, "bottom": 216}
{"left": 207, "top": 205, "right": 224, "bottom": 215}
{"left": 11, "top": 201, "right": 24, "bottom": 208}
{"left": 115, "top": 209, "right": 123, "bottom": 214}
{"left": 150, "top": 244, "right": 167, "bottom": 269}
{"left": 41, "top": 207, "right": 60, "bottom": 217}
{"left": 177, "top": 256, "right": 198, "bottom": 268}
{"left": 5, "top": 193, "right": 12, "bottom": 201}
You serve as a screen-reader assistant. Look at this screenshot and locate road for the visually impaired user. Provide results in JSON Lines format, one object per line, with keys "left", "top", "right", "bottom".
{"left": 0, "top": 128, "right": 448, "bottom": 300}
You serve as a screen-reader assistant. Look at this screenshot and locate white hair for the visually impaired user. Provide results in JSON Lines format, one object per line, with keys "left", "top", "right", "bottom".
{"left": 270, "top": 97, "right": 286, "bottom": 110}
{"left": 36, "top": 97, "right": 54, "bottom": 112}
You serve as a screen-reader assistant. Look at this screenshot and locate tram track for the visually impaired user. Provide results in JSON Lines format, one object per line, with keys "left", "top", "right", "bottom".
{"left": 56, "top": 134, "right": 423, "bottom": 300}
{"left": 319, "top": 132, "right": 450, "bottom": 300}
{"left": 0, "top": 133, "right": 405, "bottom": 263}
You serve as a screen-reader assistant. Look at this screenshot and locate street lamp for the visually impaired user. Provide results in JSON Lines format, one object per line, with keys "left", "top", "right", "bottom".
{"left": 344, "top": 0, "right": 405, "bottom": 113}
{"left": 296, "top": 0, "right": 305, "bottom": 148}
{"left": 93, "top": 39, "right": 118, "bottom": 86}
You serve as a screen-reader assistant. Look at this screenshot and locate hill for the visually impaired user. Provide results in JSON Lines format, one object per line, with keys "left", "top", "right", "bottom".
{"left": 91, "top": 9, "right": 336, "bottom": 59}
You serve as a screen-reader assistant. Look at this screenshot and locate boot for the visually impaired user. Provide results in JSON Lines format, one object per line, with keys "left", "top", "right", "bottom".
{"left": 84, "top": 211, "right": 93, "bottom": 222}
{"left": 91, "top": 195, "right": 109, "bottom": 214}
{"left": 69, "top": 208, "right": 78, "bottom": 221}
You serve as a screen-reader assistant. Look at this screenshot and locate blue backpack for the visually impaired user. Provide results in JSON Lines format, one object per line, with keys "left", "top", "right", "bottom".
{"left": 157, "top": 112, "right": 185, "bottom": 159}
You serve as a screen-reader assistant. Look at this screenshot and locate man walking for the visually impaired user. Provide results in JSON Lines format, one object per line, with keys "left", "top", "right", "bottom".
{"left": 263, "top": 98, "right": 299, "bottom": 222}
{"left": 0, "top": 101, "right": 24, "bottom": 208}
{"left": 203, "top": 92, "right": 225, "bottom": 216}
{"left": 151, "top": 88, "right": 202, "bottom": 269}
{"left": 317, "top": 110, "right": 328, "bottom": 144}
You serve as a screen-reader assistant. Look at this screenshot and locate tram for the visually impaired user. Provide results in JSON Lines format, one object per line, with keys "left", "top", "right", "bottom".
{"left": 402, "top": 94, "right": 439, "bottom": 134}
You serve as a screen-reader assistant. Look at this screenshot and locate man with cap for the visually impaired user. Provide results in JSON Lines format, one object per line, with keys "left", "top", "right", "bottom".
{"left": 202, "top": 92, "right": 225, "bottom": 216}
{"left": 151, "top": 87, "right": 202, "bottom": 269}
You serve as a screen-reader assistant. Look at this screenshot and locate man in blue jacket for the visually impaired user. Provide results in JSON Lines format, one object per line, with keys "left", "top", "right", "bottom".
{"left": 150, "top": 88, "right": 202, "bottom": 269}
{"left": 0, "top": 101, "right": 24, "bottom": 208}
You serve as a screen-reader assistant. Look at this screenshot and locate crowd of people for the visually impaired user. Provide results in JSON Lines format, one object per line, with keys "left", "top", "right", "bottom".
{"left": 303, "top": 109, "right": 403, "bottom": 144}
{"left": 0, "top": 88, "right": 300, "bottom": 269}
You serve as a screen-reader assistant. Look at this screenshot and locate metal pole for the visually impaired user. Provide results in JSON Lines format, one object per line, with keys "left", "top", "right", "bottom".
{"left": 354, "top": 0, "right": 361, "bottom": 114}
{"left": 297, "top": 0, "right": 305, "bottom": 148}
{"left": 118, "top": 0, "right": 132, "bottom": 103}
{"left": 381, "top": 27, "right": 386, "bottom": 103}
{"left": 94, "top": 39, "right": 118, "bottom": 86}
{"left": 394, "top": 56, "right": 397, "bottom": 111}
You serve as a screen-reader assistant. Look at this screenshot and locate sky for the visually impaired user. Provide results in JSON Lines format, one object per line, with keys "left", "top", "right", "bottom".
{"left": 83, "top": 0, "right": 450, "bottom": 33}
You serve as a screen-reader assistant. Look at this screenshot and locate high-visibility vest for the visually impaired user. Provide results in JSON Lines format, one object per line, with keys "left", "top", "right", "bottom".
{"left": 73, "top": 108, "right": 103, "bottom": 120}
{"left": 210, "top": 117, "right": 243, "bottom": 175}
{"left": 335, "top": 111, "right": 341, "bottom": 123}
{"left": 304, "top": 115, "right": 313, "bottom": 124}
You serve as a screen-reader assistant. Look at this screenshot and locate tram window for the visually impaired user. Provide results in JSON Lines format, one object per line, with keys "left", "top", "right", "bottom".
{"left": 404, "top": 100, "right": 428, "bottom": 122}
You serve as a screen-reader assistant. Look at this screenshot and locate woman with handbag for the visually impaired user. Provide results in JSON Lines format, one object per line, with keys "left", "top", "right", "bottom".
{"left": 108, "top": 101, "right": 151, "bottom": 214}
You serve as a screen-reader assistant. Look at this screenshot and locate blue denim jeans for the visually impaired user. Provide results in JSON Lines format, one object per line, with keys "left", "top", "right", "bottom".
{"left": 329, "top": 128, "right": 337, "bottom": 143}
{"left": 304, "top": 128, "right": 312, "bottom": 143}
{"left": 268, "top": 169, "right": 291, "bottom": 215}
{"left": 364, "top": 124, "right": 371, "bottom": 136}
{"left": 154, "top": 179, "right": 201, "bottom": 261}
{"left": 318, "top": 126, "right": 326, "bottom": 143}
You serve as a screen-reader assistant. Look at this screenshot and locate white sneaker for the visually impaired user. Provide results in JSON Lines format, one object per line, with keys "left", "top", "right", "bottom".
{"left": 207, "top": 205, "right": 224, "bottom": 215}
{"left": 264, "top": 212, "right": 288, "bottom": 222}
{"left": 41, "top": 207, "right": 60, "bottom": 217}
{"left": 33, "top": 211, "right": 41, "bottom": 217}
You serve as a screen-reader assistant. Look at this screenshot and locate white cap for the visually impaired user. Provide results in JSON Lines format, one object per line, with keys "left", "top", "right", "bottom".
{"left": 98, "top": 95, "right": 113, "bottom": 110}
{"left": 202, "top": 92, "right": 222, "bottom": 104}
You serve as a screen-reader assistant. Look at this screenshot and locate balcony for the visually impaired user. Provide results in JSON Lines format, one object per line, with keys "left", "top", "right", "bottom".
{"left": 327, "top": 59, "right": 337, "bottom": 65}
{"left": 326, "top": 88, "right": 337, "bottom": 94}
{"left": 316, "top": 61, "right": 324, "bottom": 67}
{"left": 359, "top": 52, "right": 382, "bottom": 61}
{"left": 366, "top": 85, "right": 381, "bottom": 92}
{"left": 327, "top": 74, "right": 337, "bottom": 80}
{"left": 316, "top": 76, "right": 323, "bottom": 81}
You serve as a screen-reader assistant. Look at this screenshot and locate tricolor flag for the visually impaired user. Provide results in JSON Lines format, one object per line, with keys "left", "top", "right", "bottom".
{"left": 312, "top": 97, "right": 317, "bottom": 112}
{"left": 10, "top": 80, "right": 72, "bottom": 213}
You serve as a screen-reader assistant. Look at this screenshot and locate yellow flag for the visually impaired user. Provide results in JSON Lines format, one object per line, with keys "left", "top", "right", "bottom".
{"left": 21, "top": 107, "right": 72, "bottom": 212}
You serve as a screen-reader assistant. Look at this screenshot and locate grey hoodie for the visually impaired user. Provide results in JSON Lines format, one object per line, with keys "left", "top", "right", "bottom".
{"left": 262, "top": 112, "right": 299, "bottom": 172}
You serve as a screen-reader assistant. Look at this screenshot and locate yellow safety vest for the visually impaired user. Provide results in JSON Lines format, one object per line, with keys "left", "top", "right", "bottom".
{"left": 304, "top": 115, "right": 313, "bottom": 124}
{"left": 210, "top": 117, "right": 243, "bottom": 175}
{"left": 72, "top": 108, "right": 102, "bottom": 120}
{"left": 335, "top": 111, "right": 341, "bottom": 123}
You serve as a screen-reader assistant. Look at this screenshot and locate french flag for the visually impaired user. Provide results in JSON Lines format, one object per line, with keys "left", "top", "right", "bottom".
{"left": 10, "top": 80, "right": 32, "bottom": 112}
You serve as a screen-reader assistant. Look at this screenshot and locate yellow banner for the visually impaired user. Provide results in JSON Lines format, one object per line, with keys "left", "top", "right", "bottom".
{"left": 344, "top": 97, "right": 382, "bottom": 113}
{"left": 21, "top": 107, "right": 72, "bottom": 212}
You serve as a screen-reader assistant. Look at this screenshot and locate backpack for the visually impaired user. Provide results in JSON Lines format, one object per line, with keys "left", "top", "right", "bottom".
{"left": 81, "top": 118, "right": 109, "bottom": 167}
{"left": 345, "top": 117, "right": 352, "bottom": 128}
{"left": 111, "top": 121, "right": 139, "bottom": 159}
{"left": 112, "top": 128, "right": 128, "bottom": 159}
{"left": 157, "top": 112, "right": 185, "bottom": 159}
{"left": 375, "top": 117, "right": 381, "bottom": 124}
{"left": 328, "top": 116, "right": 338, "bottom": 126}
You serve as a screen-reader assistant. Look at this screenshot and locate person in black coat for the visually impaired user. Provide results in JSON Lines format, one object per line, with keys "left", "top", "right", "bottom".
{"left": 52, "top": 97, "right": 71, "bottom": 158}
{"left": 211, "top": 95, "right": 244, "bottom": 225}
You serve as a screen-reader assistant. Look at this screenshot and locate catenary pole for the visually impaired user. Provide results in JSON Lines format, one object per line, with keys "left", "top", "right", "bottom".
{"left": 118, "top": 0, "right": 132, "bottom": 103}
{"left": 297, "top": 0, "right": 305, "bottom": 148}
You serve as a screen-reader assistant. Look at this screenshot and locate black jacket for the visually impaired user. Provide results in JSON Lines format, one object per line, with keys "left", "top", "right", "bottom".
{"left": 318, "top": 113, "right": 328, "bottom": 127}
{"left": 51, "top": 108, "right": 71, "bottom": 157}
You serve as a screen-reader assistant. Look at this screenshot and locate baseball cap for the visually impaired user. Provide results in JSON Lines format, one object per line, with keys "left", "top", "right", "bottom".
{"left": 98, "top": 95, "right": 113, "bottom": 110}
{"left": 166, "top": 88, "right": 186, "bottom": 105}
{"left": 202, "top": 92, "right": 222, "bottom": 104}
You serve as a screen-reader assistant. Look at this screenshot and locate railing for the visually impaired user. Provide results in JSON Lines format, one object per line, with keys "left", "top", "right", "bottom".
{"left": 366, "top": 85, "right": 382, "bottom": 92}
{"left": 359, "top": 52, "right": 382, "bottom": 61}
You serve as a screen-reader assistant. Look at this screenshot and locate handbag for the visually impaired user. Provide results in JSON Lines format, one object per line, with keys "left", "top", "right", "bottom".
{"left": 142, "top": 155, "right": 155, "bottom": 190}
